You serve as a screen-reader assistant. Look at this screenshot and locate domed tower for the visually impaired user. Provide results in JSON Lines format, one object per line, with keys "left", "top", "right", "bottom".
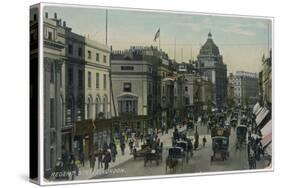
{"left": 197, "top": 32, "right": 227, "bottom": 109}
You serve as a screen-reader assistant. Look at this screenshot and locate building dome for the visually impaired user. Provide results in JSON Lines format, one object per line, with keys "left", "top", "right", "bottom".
{"left": 199, "top": 32, "right": 220, "bottom": 56}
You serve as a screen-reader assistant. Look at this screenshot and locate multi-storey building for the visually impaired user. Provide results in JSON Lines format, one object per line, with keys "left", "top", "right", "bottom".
{"left": 177, "top": 62, "right": 214, "bottom": 119}
{"left": 42, "top": 12, "right": 66, "bottom": 175}
{"left": 229, "top": 71, "right": 259, "bottom": 106}
{"left": 262, "top": 49, "right": 272, "bottom": 108}
{"left": 42, "top": 12, "right": 111, "bottom": 169}
{"left": 111, "top": 48, "right": 156, "bottom": 134}
{"left": 197, "top": 32, "right": 227, "bottom": 109}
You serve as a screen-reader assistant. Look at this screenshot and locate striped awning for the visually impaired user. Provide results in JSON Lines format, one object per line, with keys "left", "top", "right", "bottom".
{"left": 261, "top": 132, "right": 272, "bottom": 147}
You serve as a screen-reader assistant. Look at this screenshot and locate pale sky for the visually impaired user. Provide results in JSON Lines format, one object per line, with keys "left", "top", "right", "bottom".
{"left": 44, "top": 5, "right": 272, "bottom": 74}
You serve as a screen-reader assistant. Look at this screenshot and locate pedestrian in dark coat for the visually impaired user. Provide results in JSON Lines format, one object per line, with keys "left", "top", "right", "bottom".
{"left": 89, "top": 153, "right": 96, "bottom": 172}
{"left": 103, "top": 150, "right": 111, "bottom": 170}
{"left": 97, "top": 149, "right": 103, "bottom": 169}
{"left": 129, "top": 139, "right": 134, "bottom": 153}
{"left": 79, "top": 150, "right": 84, "bottom": 167}
{"left": 120, "top": 141, "right": 125, "bottom": 155}
{"left": 202, "top": 136, "right": 207, "bottom": 147}
{"left": 110, "top": 142, "right": 117, "bottom": 162}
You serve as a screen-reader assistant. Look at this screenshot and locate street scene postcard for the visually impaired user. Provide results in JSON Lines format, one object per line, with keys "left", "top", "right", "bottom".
{"left": 30, "top": 3, "right": 273, "bottom": 185}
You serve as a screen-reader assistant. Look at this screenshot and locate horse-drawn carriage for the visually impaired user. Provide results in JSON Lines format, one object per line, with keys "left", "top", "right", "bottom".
{"left": 231, "top": 111, "right": 239, "bottom": 119}
{"left": 211, "top": 126, "right": 230, "bottom": 162}
{"left": 186, "top": 121, "right": 194, "bottom": 130}
{"left": 144, "top": 149, "right": 162, "bottom": 166}
{"left": 235, "top": 125, "right": 247, "bottom": 150}
{"left": 211, "top": 136, "right": 229, "bottom": 162}
{"left": 175, "top": 141, "right": 191, "bottom": 163}
{"left": 240, "top": 116, "right": 248, "bottom": 126}
{"left": 230, "top": 118, "right": 238, "bottom": 128}
{"left": 165, "top": 147, "right": 186, "bottom": 172}
{"left": 133, "top": 144, "right": 151, "bottom": 160}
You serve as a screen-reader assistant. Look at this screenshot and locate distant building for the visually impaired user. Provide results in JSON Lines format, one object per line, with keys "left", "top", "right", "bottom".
{"left": 262, "top": 49, "right": 272, "bottom": 108}
{"left": 229, "top": 71, "right": 259, "bottom": 106}
{"left": 197, "top": 32, "right": 227, "bottom": 109}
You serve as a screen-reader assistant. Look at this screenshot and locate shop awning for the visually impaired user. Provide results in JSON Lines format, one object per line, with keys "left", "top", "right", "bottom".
{"left": 255, "top": 107, "right": 269, "bottom": 126}
{"left": 261, "top": 132, "right": 272, "bottom": 147}
{"left": 261, "top": 120, "right": 272, "bottom": 137}
{"left": 265, "top": 143, "right": 272, "bottom": 156}
{"left": 253, "top": 102, "right": 260, "bottom": 114}
{"left": 254, "top": 105, "right": 263, "bottom": 116}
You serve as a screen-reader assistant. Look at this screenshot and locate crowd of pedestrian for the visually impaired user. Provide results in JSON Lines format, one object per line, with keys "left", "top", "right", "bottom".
{"left": 247, "top": 136, "right": 264, "bottom": 169}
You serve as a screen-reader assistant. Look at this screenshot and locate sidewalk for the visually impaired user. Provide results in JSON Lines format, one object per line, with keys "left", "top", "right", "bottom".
{"left": 75, "top": 125, "right": 186, "bottom": 180}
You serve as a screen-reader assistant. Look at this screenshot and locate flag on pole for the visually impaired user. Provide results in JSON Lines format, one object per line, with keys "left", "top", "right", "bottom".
{"left": 154, "top": 28, "right": 160, "bottom": 41}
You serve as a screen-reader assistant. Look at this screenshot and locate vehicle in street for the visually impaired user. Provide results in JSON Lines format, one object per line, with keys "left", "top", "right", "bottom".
{"left": 230, "top": 118, "right": 238, "bottom": 128}
{"left": 240, "top": 116, "right": 248, "bottom": 126}
{"left": 144, "top": 149, "right": 162, "bottom": 166}
{"left": 186, "top": 121, "right": 194, "bottom": 130}
{"left": 236, "top": 125, "right": 248, "bottom": 150}
{"left": 211, "top": 136, "right": 230, "bottom": 162}
{"left": 165, "top": 147, "right": 186, "bottom": 172}
{"left": 210, "top": 126, "right": 231, "bottom": 162}
{"left": 175, "top": 141, "right": 190, "bottom": 162}
{"left": 133, "top": 144, "right": 151, "bottom": 160}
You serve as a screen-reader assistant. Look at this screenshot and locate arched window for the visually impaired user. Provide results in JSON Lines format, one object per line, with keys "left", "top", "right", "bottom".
{"left": 86, "top": 96, "right": 93, "bottom": 119}
{"left": 103, "top": 95, "right": 108, "bottom": 118}
{"left": 95, "top": 95, "right": 101, "bottom": 119}
{"left": 66, "top": 96, "right": 74, "bottom": 126}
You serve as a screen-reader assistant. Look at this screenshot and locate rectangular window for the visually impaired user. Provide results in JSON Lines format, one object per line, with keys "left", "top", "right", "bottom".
{"left": 88, "top": 71, "right": 91, "bottom": 88}
{"left": 78, "top": 70, "right": 83, "bottom": 88}
{"left": 96, "top": 53, "right": 99, "bottom": 62}
{"left": 103, "top": 55, "right": 106, "bottom": 63}
{"left": 121, "top": 66, "right": 134, "bottom": 70}
{"left": 96, "top": 73, "right": 99, "bottom": 88}
{"left": 68, "top": 44, "right": 73, "bottom": 54}
{"left": 48, "top": 31, "right": 52, "bottom": 40}
{"left": 123, "top": 83, "right": 132, "bottom": 92}
{"left": 50, "top": 98, "right": 54, "bottom": 128}
{"left": 68, "top": 67, "right": 73, "bottom": 86}
{"left": 185, "top": 86, "right": 188, "bottom": 92}
{"left": 78, "top": 47, "right": 82, "bottom": 57}
{"left": 50, "top": 64, "right": 55, "bottom": 83}
{"left": 103, "top": 74, "right": 106, "bottom": 89}
{"left": 88, "top": 50, "right": 92, "bottom": 59}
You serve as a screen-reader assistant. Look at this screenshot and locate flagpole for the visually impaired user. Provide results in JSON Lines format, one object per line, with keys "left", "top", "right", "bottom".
{"left": 105, "top": 9, "right": 108, "bottom": 45}
{"left": 159, "top": 29, "right": 161, "bottom": 51}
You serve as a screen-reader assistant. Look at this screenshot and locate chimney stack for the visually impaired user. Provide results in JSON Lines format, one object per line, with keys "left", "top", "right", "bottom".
{"left": 54, "top": 12, "right": 57, "bottom": 19}
{"left": 45, "top": 12, "right": 48, "bottom": 18}
{"left": 63, "top": 21, "right": 66, "bottom": 27}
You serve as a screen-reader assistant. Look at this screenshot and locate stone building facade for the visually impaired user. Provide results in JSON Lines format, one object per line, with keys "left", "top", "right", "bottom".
{"left": 197, "top": 32, "right": 227, "bottom": 109}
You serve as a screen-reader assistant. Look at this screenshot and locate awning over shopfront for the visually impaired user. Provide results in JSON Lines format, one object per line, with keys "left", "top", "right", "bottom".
{"left": 253, "top": 102, "right": 261, "bottom": 114}
{"left": 75, "top": 119, "right": 95, "bottom": 136}
{"left": 261, "top": 119, "right": 272, "bottom": 137}
{"left": 255, "top": 107, "right": 269, "bottom": 127}
{"left": 255, "top": 106, "right": 263, "bottom": 116}
{"left": 261, "top": 132, "right": 272, "bottom": 147}
{"left": 265, "top": 143, "right": 272, "bottom": 156}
